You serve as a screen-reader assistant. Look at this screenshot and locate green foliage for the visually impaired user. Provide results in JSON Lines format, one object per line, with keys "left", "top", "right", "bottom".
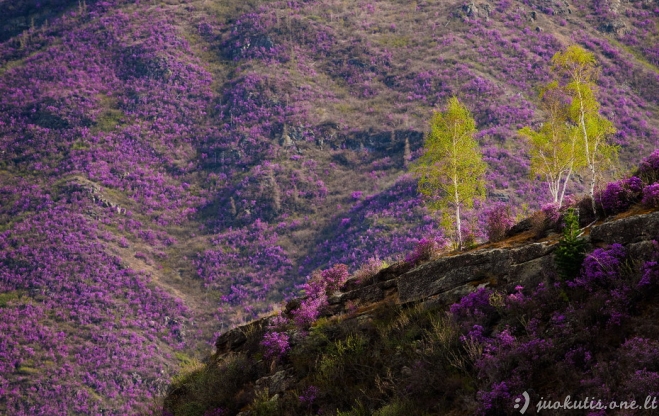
{"left": 412, "top": 97, "right": 487, "bottom": 248}
{"left": 17, "top": 365, "right": 40, "bottom": 375}
{"left": 249, "top": 390, "right": 280, "bottom": 416}
{"left": 552, "top": 45, "right": 618, "bottom": 209}
{"left": 554, "top": 208, "right": 587, "bottom": 279}
{"left": 95, "top": 108, "right": 124, "bottom": 132}
{"left": 70, "top": 140, "right": 90, "bottom": 151}
{"left": 523, "top": 45, "right": 619, "bottom": 209}
{"left": 373, "top": 400, "right": 422, "bottom": 416}
{"left": 166, "top": 354, "right": 255, "bottom": 416}
{"left": 0, "top": 291, "right": 22, "bottom": 307}
{"left": 519, "top": 82, "right": 581, "bottom": 207}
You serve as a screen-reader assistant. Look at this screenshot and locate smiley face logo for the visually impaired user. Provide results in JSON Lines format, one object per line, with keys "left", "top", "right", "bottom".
{"left": 514, "top": 391, "right": 530, "bottom": 414}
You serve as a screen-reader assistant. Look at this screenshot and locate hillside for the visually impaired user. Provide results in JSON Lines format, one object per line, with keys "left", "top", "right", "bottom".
{"left": 164, "top": 189, "right": 659, "bottom": 415}
{"left": 1, "top": 0, "right": 659, "bottom": 413}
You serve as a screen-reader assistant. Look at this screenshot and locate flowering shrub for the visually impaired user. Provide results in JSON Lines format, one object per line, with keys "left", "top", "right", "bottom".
{"left": 638, "top": 241, "right": 659, "bottom": 289}
{"left": 320, "top": 264, "right": 350, "bottom": 295}
{"left": 642, "top": 183, "right": 659, "bottom": 207}
{"left": 449, "top": 288, "right": 497, "bottom": 333}
{"left": 569, "top": 244, "right": 627, "bottom": 291}
{"left": 3, "top": 0, "right": 659, "bottom": 412}
{"left": 289, "top": 264, "right": 350, "bottom": 328}
{"left": 299, "top": 385, "right": 320, "bottom": 407}
{"left": 353, "top": 256, "right": 387, "bottom": 284}
{"left": 541, "top": 202, "right": 561, "bottom": 227}
{"left": 292, "top": 295, "right": 326, "bottom": 328}
{"left": 260, "top": 331, "right": 290, "bottom": 359}
{"left": 638, "top": 150, "right": 659, "bottom": 183}
{"left": 405, "top": 236, "right": 447, "bottom": 266}
{"left": 483, "top": 202, "right": 514, "bottom": 242}
{"left": 596, "top": 176, "right": 644, "bottom": 214}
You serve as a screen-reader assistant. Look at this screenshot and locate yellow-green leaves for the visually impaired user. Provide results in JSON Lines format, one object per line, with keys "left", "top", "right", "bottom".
{"left": 519, "top": 82, "right": 581, "bottom": 207}
{"left": 552, "top": 45, "right": 598, "bottom": 84}
{"left": 412, "top": 97, "right": 486, "bottom": 248}
{"left": 523, "top": 44, "right": 618, "bottom": 210}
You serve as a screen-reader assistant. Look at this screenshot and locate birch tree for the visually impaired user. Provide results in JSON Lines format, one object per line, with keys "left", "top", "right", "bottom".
{"left": 519, "top": 82, "right": 581, "bottom": 207}
{"left": 413, "top": 97, "right": 486, "bottom": 249}
{"left": 552, "top": 45, "right": 617, "bottom": 212}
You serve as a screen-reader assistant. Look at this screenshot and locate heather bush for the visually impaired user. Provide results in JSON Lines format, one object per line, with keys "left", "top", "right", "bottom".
{"left": 642, "top": 183, "right": 659, "bottom": 207}
{"left": 638, "top": 242, "right": 659, "bottom": 289}
{"left": 540, "top": 202, "right": 561, "bottom": 228}
{"left": 320, "top": 264, "right": 350, "bottom": 295}
{"left": 449, "top": 288, "right": 497, "bottom": 334}
{"left": 260, "top": 331, "right": 290, "bottom": 360}
{"left": 595, "top": 176, "right": 644, "bottom": 214}
{"left": 405, "top": 236, "right": 447, "bottom": 266}
{"left": 638, "top": 150, "right": 659, "bottom": 184}
{"left": 353, "top": 256, "right": 387, "bottom": 284}
{"left": 569, "top": 244, "right": 627, "bottom": 291}
{"left": 298, "top": 385, "right": 320, "bottom": 408}
{"left": 3, "top": 0, "right": 659, "bottom": 412}
{"left": 483, "top": 202, "right": 514, "bottom": 242}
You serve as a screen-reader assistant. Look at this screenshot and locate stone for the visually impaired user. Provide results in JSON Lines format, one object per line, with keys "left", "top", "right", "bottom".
{"left": 268, "top": 370, "right": 290, "bottom": 394}
{"left": 398, "top": 248, "right": 512, "bottom": 304}
{"left": 215, "top": 328, "right": 247, "bottom": 354}
{"left": 509, "top": 242, "right": 555, "bottom": 264}
{"left": 590, "top": 211, "right": 659, "bottom": 245}
{"left": 462, "top": 2, "right": 478, "bottom": 17}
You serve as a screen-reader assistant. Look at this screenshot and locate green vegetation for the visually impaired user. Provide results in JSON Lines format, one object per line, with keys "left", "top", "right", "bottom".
{"left": 165, "top": 353, "right": 257, "bottom": 416}
{"left": 166, "top": 300, "right": 472, "bottom": 415}
{"left": 552, "top": 45, "right": 618, "bottom": 211}
{"left": 95, "top": 108, "right": 124, "bottom": 132}
{"left": 554, "top": 208, "right": 587, "bottom": 279}
{"left": 521, "top": 45, "right": 618, "bottom": 209}
{"left": 0, "top": 291, "right": 22, "bottom": 307}
{"left": 519, "top": 81, "right": 580, "bottom": 208}
{"left": 412, "top": 97, "right": 486, "bottom": 249}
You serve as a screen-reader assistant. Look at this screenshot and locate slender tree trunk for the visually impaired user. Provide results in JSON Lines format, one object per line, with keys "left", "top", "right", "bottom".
{"left": 452, "top": 127, "right": 461, "bottom": 249}
{"left": 589, "top": 163, "right": 597, "bottom": 213}
{"left": 453, "top": 171, "right": 462, "bottom": 248}
{"left": 559, "top": 165, "right": 573, "bottom": 208}
{"left": 455, "top": 198, "right": 462, "bottom": 249}
{"left": 576, "top": 83, "right": 597, "bottom": 214}
{"left": 549, "top": 176, "right": 559, "bottom": 205}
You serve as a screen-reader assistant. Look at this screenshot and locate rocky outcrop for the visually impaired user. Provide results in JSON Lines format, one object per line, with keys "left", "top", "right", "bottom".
{"left": 213, "top": 209, "right": 659, "bottom": 357}
{"left": 64, "top": 176, "right": 127, "bottom": 214}
{"left": 590, "top": 210, "right": 659, "bottom": 245}
{"left": 323, "top": 209, "right": 659, "bottom": 316}
{"left": 397, "top": 241, "right": 556, "bottom": 304}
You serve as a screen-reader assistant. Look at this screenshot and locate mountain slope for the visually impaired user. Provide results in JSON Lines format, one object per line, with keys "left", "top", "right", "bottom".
{"left": 164, "top": 195, "right": 659, "bottom": 415}
{"left": 1, "top": 0, "right": 659, "bottom": 413}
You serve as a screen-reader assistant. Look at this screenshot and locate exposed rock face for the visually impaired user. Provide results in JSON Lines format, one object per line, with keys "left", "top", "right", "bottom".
{"left": 397, "top": 211, "right": 658, "bottom": 305}
{"left": 167, "top": 209, "right": 659, "bottom": 415}
{"left": 397, "top": 242, "right": 555, "bottom": 304}
{"left": 589, "top": 210, "right": 659, "bottom": 245}
{"left": 255, "top": 370, "right": 291, "bottom": 395}
{"left": 215, "top": 327, "right": 248, "bottom": 354}
{"left": 324, "top": 209, "right": 659, "bottom": 316}
{"left": 459, "top": 2, "right": 491, "bottom": 19}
